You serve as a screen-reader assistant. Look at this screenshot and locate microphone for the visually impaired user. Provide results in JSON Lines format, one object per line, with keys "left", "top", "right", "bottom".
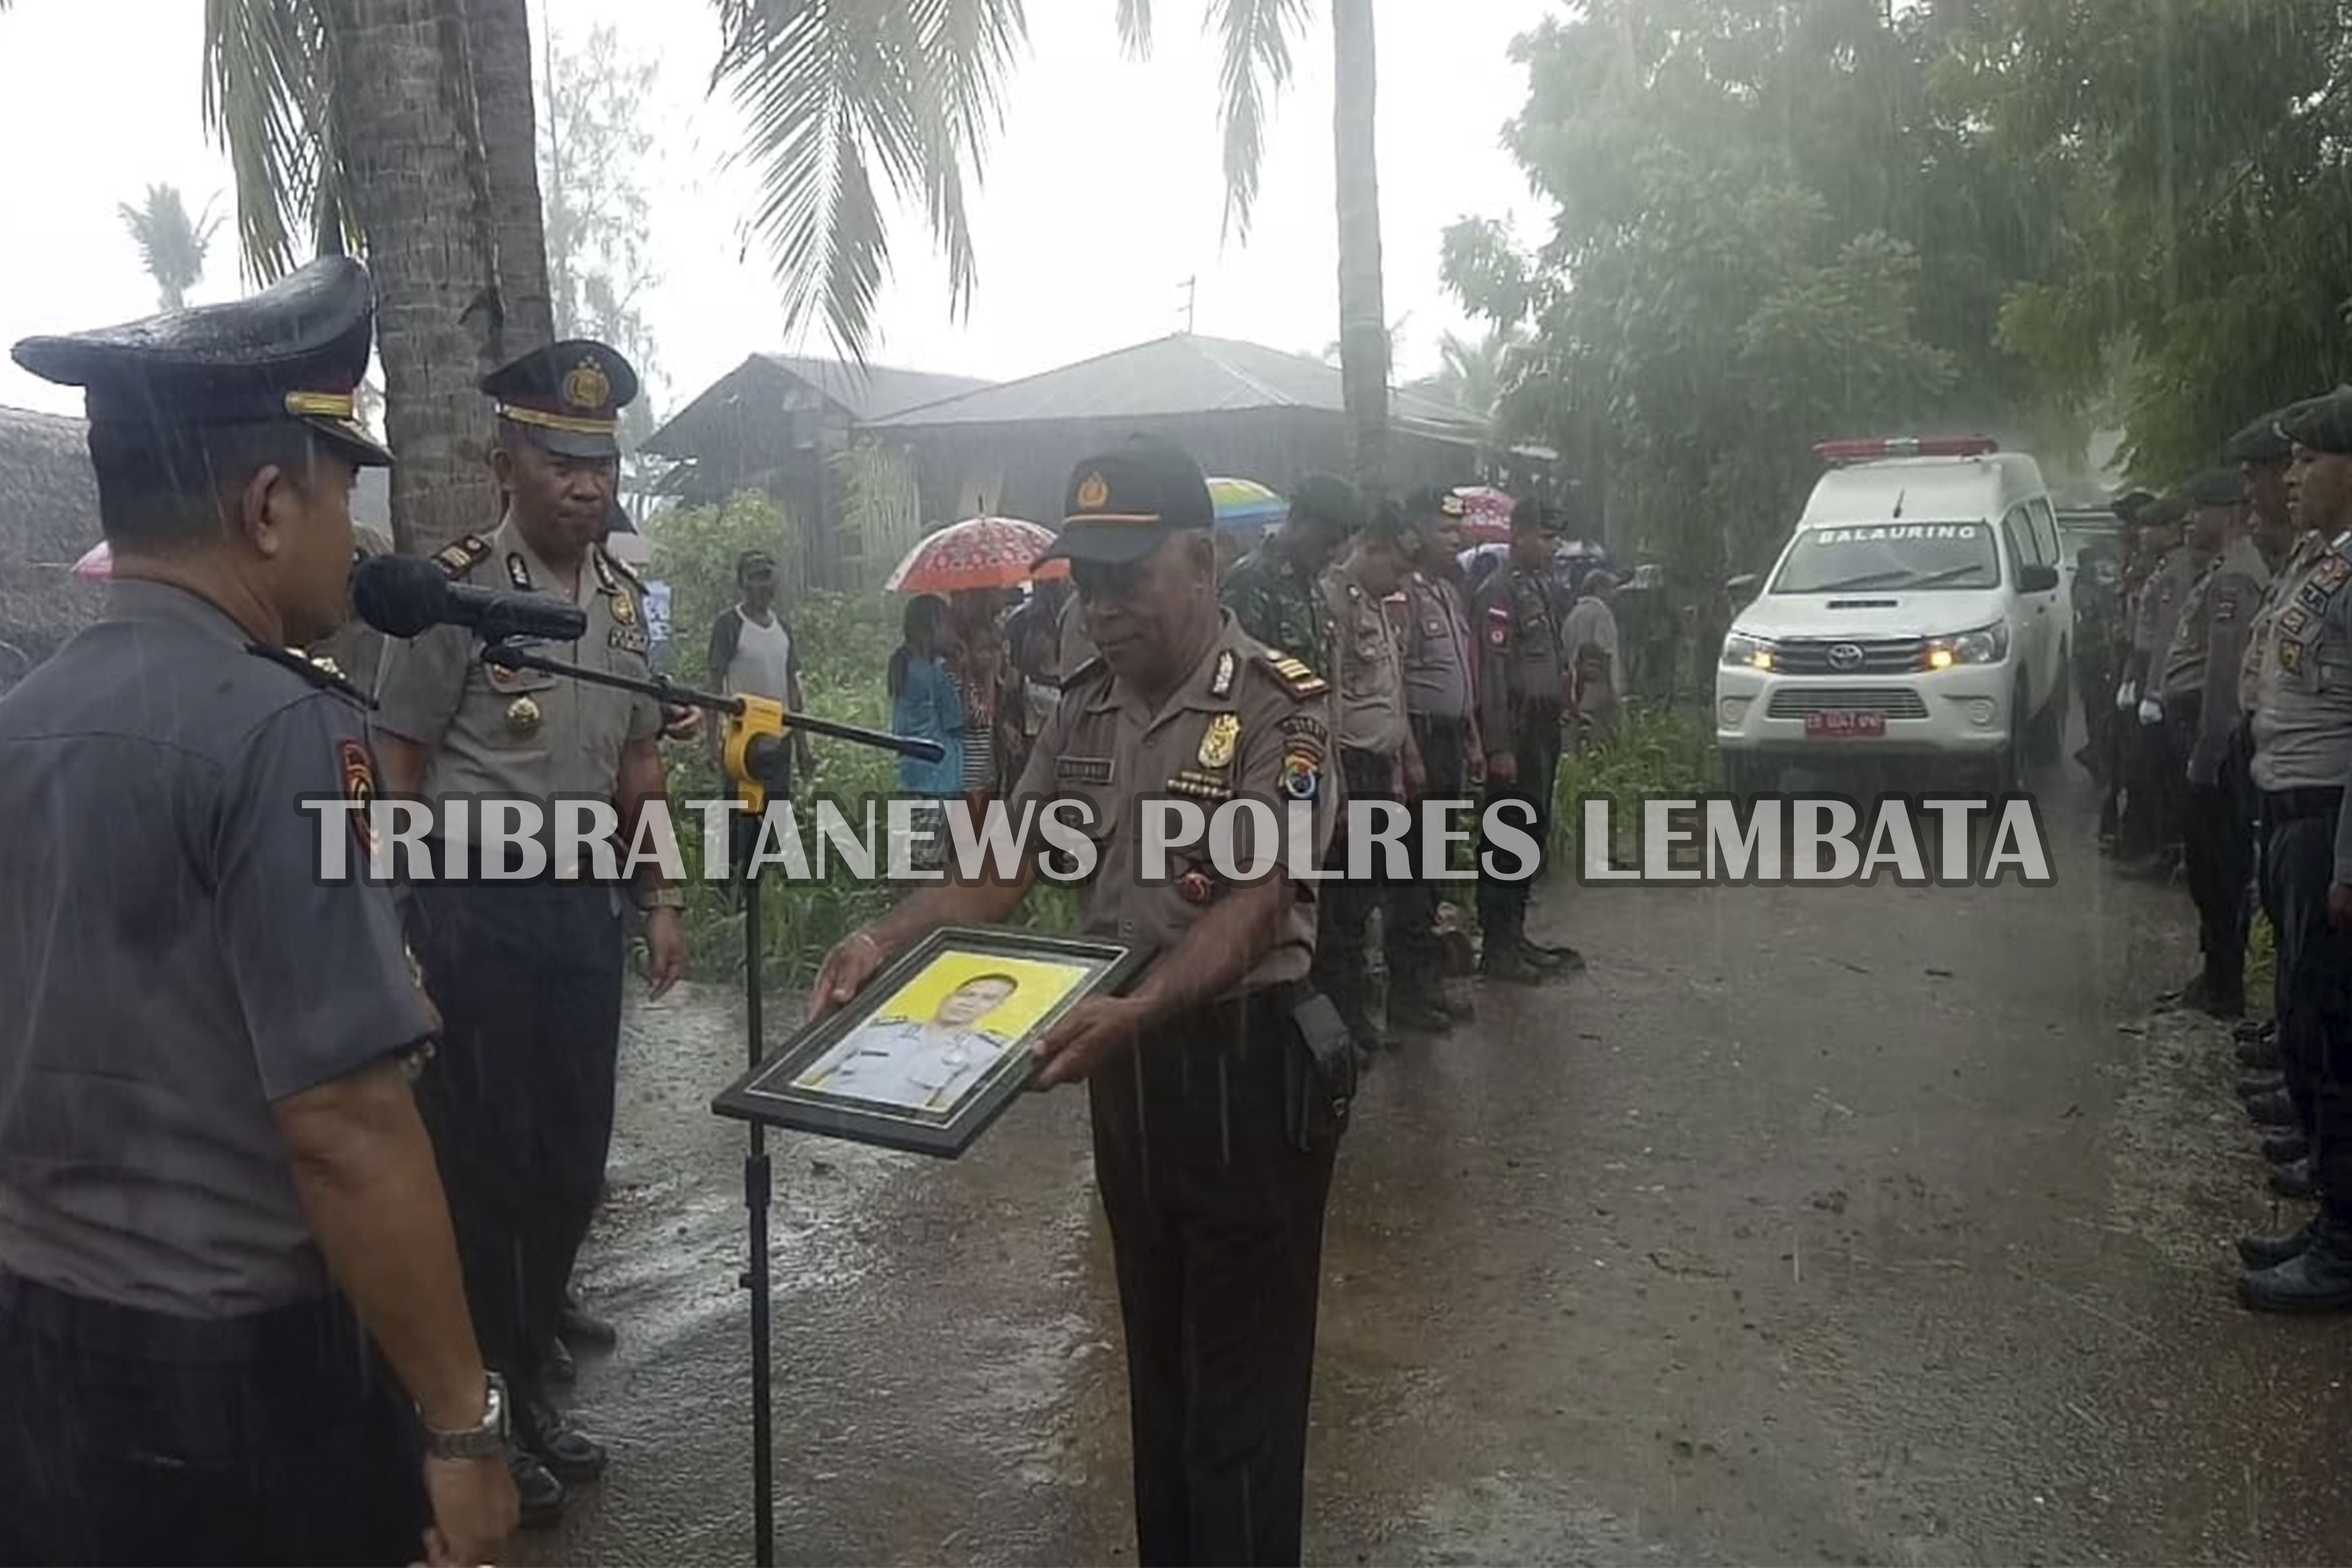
{"left": 352, "top": 553, "right": 589, "bottom": 642}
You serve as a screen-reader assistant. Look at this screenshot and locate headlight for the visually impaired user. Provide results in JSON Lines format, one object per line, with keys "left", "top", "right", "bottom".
{"left": 1722, "top": 632, "right": 1775, "bottom": 670}
{"left": 1924, "top": 621, "right": 2009, "bottom": 669}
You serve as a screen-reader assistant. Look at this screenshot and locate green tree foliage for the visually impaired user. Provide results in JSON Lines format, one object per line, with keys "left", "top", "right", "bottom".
{"left": 1951, "top": 0, "right": 2352, "bottom": 483}
{"left": 117, "top": 183, "right": 223, "bottom": 311}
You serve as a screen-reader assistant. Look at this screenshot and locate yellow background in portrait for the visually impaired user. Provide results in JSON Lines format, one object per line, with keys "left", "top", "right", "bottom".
{"left": 866, "top": 951, "right": 1091, "bottom": 1042}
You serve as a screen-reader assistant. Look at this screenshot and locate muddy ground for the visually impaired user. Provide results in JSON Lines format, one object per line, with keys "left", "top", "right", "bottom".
{"left": 524, "top": 752, "right": 2352, "bottom": 1566}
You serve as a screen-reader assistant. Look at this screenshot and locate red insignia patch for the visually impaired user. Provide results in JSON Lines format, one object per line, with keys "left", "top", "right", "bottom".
{"left": 340, "top": 739, "right": 376, "bottom": 856}
{"left": 1485, "top": 604, "right": 1511, "bottom": 649}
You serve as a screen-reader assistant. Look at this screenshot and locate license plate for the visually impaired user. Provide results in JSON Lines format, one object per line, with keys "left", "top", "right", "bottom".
{"left": 1805, "top": 710, "right": 1886, "bottom": 738}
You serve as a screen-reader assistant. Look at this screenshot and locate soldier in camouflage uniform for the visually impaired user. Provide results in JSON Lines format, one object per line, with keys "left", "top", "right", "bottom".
{"left": 1219, "top": 472, "right": 1356, "bottom": 679}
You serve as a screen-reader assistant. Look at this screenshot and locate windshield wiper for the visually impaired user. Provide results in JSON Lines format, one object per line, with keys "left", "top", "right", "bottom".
{"left": 1901, "top": 564, "right": 1993, "bottom": 590}
{"left": 1802, "top": 569, "right": 1915, "bottom": 592}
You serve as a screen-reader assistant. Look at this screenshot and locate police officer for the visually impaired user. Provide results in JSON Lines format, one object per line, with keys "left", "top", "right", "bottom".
{"left": 0, "top": 258, "right": 517, "bottom": 1564}
{"left": 1316, "top": 501, "right": 1421, "bottom": 1051}
{"left": 2118, "top": 495, "right": 2195, "bottom": 875}
{"left": 2163, "top": 467, "right": 2272, "bottom": 1018}
{"left": 1473, "top": 496, "right": 1575, "bottom": 983}
{"left": 2237, "top": 388, "right": 2352, "bottom": 1305}
{"left": 811, "top": 436, "right": 1345, "bottom": 1566}
{"left": 372, "top": 338, "right": 689, "bottom": 1521}
{"left": 1221, "top": 470, "right": 1355, "bottom": 679}
{"left": 1383, "top": 488, "right": 1483, "bottom": 1031}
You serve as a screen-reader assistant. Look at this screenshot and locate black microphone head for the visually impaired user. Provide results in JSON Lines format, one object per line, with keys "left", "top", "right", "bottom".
{"left": 351, "top": 554, "right": 450, "bottom": 639}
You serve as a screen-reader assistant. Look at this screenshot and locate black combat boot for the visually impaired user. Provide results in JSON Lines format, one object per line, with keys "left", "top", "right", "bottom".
{"left": 1479, "top": 937, "right": 1546, "bottom": 984}
{"left": 516, "top": 1389, "right": 609, "bottom": 1486}
{"left": 2270, "top": 1156, "right": 2319, "bottom": 1200}
{"left": 2237, "top": 1033, "right": 2283, "bottom": 1071}
{"left": 2262, "top": 1130, "right": 2313, "bottom": 1165}
{"left": 2239, "top": 1217, "right": 2319, "bottom": 1271}
{"left": 2240, "top": 1071, "right": 2288, "bottom": 1099}
{"left": 557, "top": 1288, "right": 619, "bottom": 1353}
{"left": 1388, "top": 985, "right": 1455, "bottom": 1034}
{"left": 2241, "top": 1216, "right": 2352, "bottom": 1312}
{"left": 2247, "top": 1089, "right": 2301, "bottom": 1127}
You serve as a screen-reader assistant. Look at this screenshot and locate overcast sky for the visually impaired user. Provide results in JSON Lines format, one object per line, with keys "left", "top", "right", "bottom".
{"left": 0, "top": 0, "right": 1550, "bottom": 423}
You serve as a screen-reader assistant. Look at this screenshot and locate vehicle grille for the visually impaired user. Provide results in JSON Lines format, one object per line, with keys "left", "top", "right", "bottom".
{"left": 1769, "top": 637, "right": 1925, "bottom": 674}
{"left": 1766, "top": 688, "right": 1930, "bottom": 719}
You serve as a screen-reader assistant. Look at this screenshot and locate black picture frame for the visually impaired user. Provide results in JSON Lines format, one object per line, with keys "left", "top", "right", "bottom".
{"left": 711, "top": 925, "right": 1147, "bottom": 1159}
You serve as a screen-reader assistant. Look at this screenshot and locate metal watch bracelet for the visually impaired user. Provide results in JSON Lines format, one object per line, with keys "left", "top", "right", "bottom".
{"left": 421, "top": 1370, "right": 510, "bottom": 1461}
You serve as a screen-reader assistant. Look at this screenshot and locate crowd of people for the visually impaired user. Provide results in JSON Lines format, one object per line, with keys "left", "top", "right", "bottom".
{"left": 2071, "top": 388, "right": 2352, "bottom": 1310}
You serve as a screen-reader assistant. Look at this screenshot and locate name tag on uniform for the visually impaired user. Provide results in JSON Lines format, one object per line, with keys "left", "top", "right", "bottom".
{"left": 1169, "top": 769, "right": 1234, "bottom": 800}
{"left": 1056, "top": 755, "right": 1113, "bottom": 786}
{"left": 609, "top": 625, "right": 650, "bottom": 655}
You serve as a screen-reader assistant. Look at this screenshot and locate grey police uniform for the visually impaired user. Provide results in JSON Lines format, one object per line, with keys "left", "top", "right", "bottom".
{"left": 1472, "top": 548, "right": 1569, "bottom": 967}
{"left": 1383, "top": 564, "right": 1477, "bottom": 1010}
{"left": 0, "top": 256, "right": 437, "bottom": 1564}
{"left": 1315, "top": 560, "right": 1410, "bottom": 1045}
{"left": 1020, "top": 439, "right": 1346, "bottom": 1567}
{"left": 368, "top": 341, "right": 660, "bottom": 1482}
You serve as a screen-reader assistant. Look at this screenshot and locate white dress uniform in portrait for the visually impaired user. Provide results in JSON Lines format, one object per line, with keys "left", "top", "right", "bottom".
{"left": 797, "top": 1018, "right": 1014, "bottom": 1112}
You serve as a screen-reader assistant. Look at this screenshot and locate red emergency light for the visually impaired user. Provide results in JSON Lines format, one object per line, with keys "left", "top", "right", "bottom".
{"left": 1813, "top": 435, "right": 1999, "bottom": 465}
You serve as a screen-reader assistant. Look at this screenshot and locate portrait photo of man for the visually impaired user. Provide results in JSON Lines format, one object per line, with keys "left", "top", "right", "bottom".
{"left": 795, "top": 970, "right": 1029, "bottom": 1114}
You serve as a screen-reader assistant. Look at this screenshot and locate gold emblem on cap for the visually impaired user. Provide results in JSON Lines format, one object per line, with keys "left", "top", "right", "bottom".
{"left": 507, "top": 695, "right": 543, "bottom": 735}
{"left": 1076, "top": 471, "right": 1111, "bottom": 510}
{"left": 1198, "top": 712, "right": 1240, "bottom": 769}
{"left": 563, "top": 357, "right": 612, "bottom": 411}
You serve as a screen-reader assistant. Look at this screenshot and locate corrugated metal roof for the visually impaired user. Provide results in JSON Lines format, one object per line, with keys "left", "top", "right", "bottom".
{"left": 754, "top": 354, "right": 995, "bottom": 420}
{"left": 866, "top": 333, "right": 1485, "bottom": 439}
{"left": 644, "top": 352, "right": 997, "bottom": 458}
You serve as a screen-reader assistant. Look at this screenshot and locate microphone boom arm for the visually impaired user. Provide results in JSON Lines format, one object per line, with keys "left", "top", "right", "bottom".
{"left": 477, "top": 640, "right": 944, "bottom": 811}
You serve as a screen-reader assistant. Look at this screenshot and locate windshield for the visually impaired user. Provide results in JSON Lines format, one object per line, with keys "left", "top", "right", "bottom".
{"left": 1770, "top": 522, "right": 2002, "bottom": 593}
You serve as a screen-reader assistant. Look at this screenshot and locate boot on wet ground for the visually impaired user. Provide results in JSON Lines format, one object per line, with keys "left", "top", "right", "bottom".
{"left": 2247, "top": 1089, "right": 2300, "bottom": 1127}
{"left": 1480, "top": 944, "right": 1548, "bottom": 984}
{"left": 2241, "top": 1218, "right": 2352, "bottom": 1312}
{"left": 2262, "top": 1130, "right": 2313, "bottom": 1165}
{"left": 510, "top": 1451, "right": 568, "bottom": 1530}
{"left": 2238, "top": 1032, "right": 2283, "bottom": 1071}
{"left": 2270, "top": 1156, "right": 2319, "bottom": 1200}
{"left": 2239, "top": 1071, "right": 2288, "bottom": 1099}
{"left": 2238, "top": 1217, "right": 2318, "bottom": 1271}
{"left": 1388, "top": 987, "right": 1455, "bottom": 1034}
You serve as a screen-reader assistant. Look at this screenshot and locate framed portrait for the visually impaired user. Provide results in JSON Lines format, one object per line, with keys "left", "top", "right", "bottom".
{"left": 712, "top": 926, "right": 1146, "bottom": 1158}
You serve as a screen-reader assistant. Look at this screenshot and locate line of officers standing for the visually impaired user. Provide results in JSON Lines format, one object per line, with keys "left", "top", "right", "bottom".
{"left": 2080, "top": 386, "right": 2352, "bottom": 1310}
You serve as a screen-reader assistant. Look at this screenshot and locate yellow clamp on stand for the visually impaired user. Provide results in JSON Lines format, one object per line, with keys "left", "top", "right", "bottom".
{"left": 723, "top": 693, "right": 795, "bottom": 815}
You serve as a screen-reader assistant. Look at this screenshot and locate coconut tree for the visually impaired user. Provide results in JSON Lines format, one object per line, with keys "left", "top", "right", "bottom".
{"left": 117, "top": 183, "right": 223, "bottom": 311}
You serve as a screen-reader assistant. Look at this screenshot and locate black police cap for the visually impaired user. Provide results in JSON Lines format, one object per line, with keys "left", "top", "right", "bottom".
{"left": 1288, "top": 471, "right": 1365, "bottom": 534}
{"left": 1036, "top": 436, "right": 1216, "bottom": 567}
{"left": 2139, "top": 493, "right": 2191, "bottom": 528}
{"left": 2277, "top": 388, "right": 2352, "bottom": 458}
{"left": 2183, "top": 467, "right": 2247, "bottom": 508}
{"left": 9, "top": 254, "right": 392, "bottom": 468}
{"left": 1510, "top": 494, "right": 1559, "bottom": 534}
{"left": 482, "top": 338, "right": 640, "bottom": 459}
{"left": 2226, "top": 408, "right": 2296, "bottom": 466}
{"left": 2112, "top": 489, "right": 2158, "bottom": 521}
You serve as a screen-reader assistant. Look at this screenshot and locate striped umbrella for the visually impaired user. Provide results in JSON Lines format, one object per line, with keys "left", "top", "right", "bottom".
{"left": 1207, "top": 476, "right": 1289, "bottom": 530}
{"left": 1453, "top": 485, "right": 1517, "bottom": 544}
{"left": 884, "top": 515, "right": 1069, "bottom": 593}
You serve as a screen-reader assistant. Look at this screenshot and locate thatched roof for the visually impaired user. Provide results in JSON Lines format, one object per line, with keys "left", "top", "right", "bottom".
{"left": 0, "top": 405, "right": 104, "bottom": 670}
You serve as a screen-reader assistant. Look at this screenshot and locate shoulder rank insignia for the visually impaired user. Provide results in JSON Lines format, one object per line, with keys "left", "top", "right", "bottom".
{"left": 597, "top": 544, "right": 646, "bottom": 593}
{"left": 245, "top": 642, "right": 374, "bottom": 709}
{"left": 1264, "top": 652, "right": 1330, "bottom": 700}
{"left": 1198, "top": 712, "right": 1240, "bottom": 769}
{"left": 1209, "top": 649, "right": 1236, "bottom": 698}
{"left": 505, "top": 552, "right": 534, "bottom": 591}
{"left": 433, "top": 534, "right": 492, "bottom": 579}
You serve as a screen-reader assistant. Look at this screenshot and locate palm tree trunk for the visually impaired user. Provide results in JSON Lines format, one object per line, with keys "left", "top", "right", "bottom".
{"left": 1332, "top": 0, "right": 1389, "bottom": 492}
{"left": 319, "top": 0, "right": 505, "bottom": 553}
{"left": 463, "top": 0, "right": 555, "bottom": 348}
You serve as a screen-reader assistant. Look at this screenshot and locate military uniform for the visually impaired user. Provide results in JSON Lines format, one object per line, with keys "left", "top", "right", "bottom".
{"left": 1471, "top": 521, "right": 1570, "bottom": 978}
{"left": 1315, "top": 557, "right": 1410, "bottom": 1046}
{"left": 1383, "top": 543, "right": 1478, "bottom": 1019}
{"left": 1016, "top": 440, "right": 1346, "bottom": 1565}
{"left": 1221, "top": 545, "right": 1339, "bottom": 680}
{"left": 2239, "top": 389, "right": 2352, "bottom": 1307}
{"left": 0, "top": 260, "right": 447, "bottom": 1561}
{"left": 370, "top": 341, "right": 662, "bottom": 1510}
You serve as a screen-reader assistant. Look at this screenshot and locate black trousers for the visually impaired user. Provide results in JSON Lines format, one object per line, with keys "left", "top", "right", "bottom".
{"left": 2185, "top": 780, "right": 2250, "bottom": 1001}
{"left": 1313, "top": 746, "right": 1399, "bottom": 1032}
{"left": 1089, "top": 992, "right": 1340, "bottom": 1566}
{"left": 1476, "top": 704, "right": 1563, "bottom": 948}
{"left": 2261, "top": 791, "right": 2352, "bottom": 1219}
{"left": 0, "top": 1274, "right": 427, "bottom": 1567}
{"left": 407, "top": 878, "right": 625, "bottom": 1391}
{"left": 1385, "top": 713, "right": 1470, "bottom": 998}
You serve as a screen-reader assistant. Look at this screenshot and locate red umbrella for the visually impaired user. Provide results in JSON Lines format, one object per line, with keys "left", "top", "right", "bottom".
{"left": 884, "top": 516, "right": 1069, "bottom": 593}
{"left": 73, "top": 541, "right": 111, "bottom": 580}
{"left": 1454, "top": 485, "right": 1517, "bottom": 544}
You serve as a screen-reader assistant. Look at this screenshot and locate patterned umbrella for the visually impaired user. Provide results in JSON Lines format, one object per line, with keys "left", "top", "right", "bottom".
{"left": 884, "top": 515, "right": 1069, "bottom": 593}
{"left": 1453, "top": 485, "right": 1517, "bottom": 544}
{"left": 72, "top": 541, "right": 110, "bottom": 580}
{"left": 1208, "top": 476, "right": 1289, "bottom": 530}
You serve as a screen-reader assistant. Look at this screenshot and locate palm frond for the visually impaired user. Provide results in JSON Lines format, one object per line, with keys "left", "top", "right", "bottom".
{"left": 1117, "top": 0, "right": 1153, "bottom": 59}
{"left": 713, "top": 0, "right": 1027, "bottom": 367}
{"left": 1207, "top": 0, "right": 1314, "bottom": 245}
{"left": 202, "top": 0, "right": 352, "bottom": 282}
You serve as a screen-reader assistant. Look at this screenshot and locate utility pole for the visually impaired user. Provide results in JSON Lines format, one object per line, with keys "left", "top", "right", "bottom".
{"left": 1179, "top": 275, "right": 1196, "bottom": 334}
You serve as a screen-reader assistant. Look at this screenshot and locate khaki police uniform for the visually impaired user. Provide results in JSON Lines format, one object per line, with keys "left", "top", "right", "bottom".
{"left": 1018, "top": 439, "right": 1346, "bottom": 1566}
{"left": 370, "top": 341, "right": 659, "bottom": 1497}
{"left": 1315, "top": 559, "right": 1410, "bottom": 1044}
{"left": 1383, "top": 559, "right": 1477, "bottom": 1012}
{"left": 2133, "top": 538, "right": 2205, "bottom": 859}
{"left": 0, "top": 258, "right": 439, "bottom": 1562}
{"left": 1472, "top": 547, "right": 1568, "bottom": 971}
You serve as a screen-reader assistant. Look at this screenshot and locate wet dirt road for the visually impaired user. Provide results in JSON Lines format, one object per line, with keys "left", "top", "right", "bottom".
{"left": 531, "top": 755, "right": 2352, "bottom": 1566}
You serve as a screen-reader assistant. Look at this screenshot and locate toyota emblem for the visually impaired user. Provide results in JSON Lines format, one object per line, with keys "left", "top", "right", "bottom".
{"left": 1827, "top": 642, "right": 1864, "bottom": 671}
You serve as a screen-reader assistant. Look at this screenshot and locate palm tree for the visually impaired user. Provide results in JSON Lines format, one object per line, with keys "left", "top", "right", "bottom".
{"left": 116, "top": 184, "right": 223, "bottom": 312}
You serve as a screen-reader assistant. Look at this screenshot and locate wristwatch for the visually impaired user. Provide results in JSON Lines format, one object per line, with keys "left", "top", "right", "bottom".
{"left": 421, "top": 1372, "right": 510, "bottom": 1460}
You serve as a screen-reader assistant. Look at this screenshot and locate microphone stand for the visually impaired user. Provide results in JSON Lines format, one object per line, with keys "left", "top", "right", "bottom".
{"left": 476, "top": 638, "right": 940, "bottom": 1568}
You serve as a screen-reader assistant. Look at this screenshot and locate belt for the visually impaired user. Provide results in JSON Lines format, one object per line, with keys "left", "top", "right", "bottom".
{"left": 0, "top": 1271, "right": 346, "bottom": 1368}
{"left": 2262, "top": 786, "right": 2344, "bottom": 821}
{"left": 416, "top": 840, "right": 627, "bottom": 885}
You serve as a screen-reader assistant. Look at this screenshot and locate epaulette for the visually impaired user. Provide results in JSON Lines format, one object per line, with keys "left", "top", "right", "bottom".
{"left": 597, "top": 543, "right": 646, "bottom": 592}
{"left": 432, "top": 534, "right": 492, "bottom": 579}
{"left": 1260, "top": 649, "right": 1330, "bottom": 701}
{"left": 247, "top": 642, "right": 375, "bottom": 709}
{"left": 1059, "top": 652, "right": 1112, "bottom": 690}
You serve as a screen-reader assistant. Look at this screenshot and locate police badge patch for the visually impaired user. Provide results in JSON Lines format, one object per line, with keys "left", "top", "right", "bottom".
{"left": 339, "top": 739, "right": 376, "bottom": 855}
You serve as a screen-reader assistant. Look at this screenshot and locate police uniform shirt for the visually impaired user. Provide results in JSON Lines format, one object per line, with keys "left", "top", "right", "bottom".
{"left": 372, "top": 516, "right": 662, "bottom": 870}
{"left": 1009, "top": 612, "right": 1339, "bottom": 993}
{"left": 2185, "top": 534, "right": 2273, "bottom": 785}
{"left": 2160, "top": 550, "right": 2227, "bottom": 700}
{"left": 2135, "top": 546, "right": 2202, "bottom": 682}
{"left": 1472, "top": 564, "right": 1566, "bottom": 755}
{"left": 2250, "top": 529, "right": 2352, "bottom": 796}
{"left": 1387, "top": 570, "right": 1474, "bottom": 722}
{"left": 1318, "top": 563, "right": 1410, "bottom": 755}
{"left": 0, "top": 581, "right": 432, "bottom": 1316}
{"left": 798, "top": 1018, "right": 1011, "bottom": 1111}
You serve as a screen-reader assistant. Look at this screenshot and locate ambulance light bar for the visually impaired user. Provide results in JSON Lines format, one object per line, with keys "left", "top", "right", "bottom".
{"left": 1813, "top": 436, "right": 1999, "bottom": 465}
